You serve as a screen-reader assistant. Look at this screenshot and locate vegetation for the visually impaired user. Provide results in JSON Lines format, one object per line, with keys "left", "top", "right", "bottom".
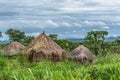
{"left": 48, "top": 34, "right": 79, "bottom": 52}
{"left": 6, "top": 28, "right": 34, "bottom": 46}
{"left": 83, "top": 31, "right": 120, "bottom": 56}
{"left": 0, "top": 29, "right": 120, "bottom": 80}
{"left": 0, "top": 31, "right": 2, "bottom": 38}
{"left": 49, "top": 34, "right": 58, "bottom": 41}
{"left": 3, "top": 29, "right": 120, "bottom": 55}
{"left": 22, "top": 36, "right": 34, "bottom": 46}
{"left": 0, "top": 29, "right": 119, "bottom": 55}
{"left": 0, "top": 44, "right": 7, "bottom": 50}
{"left": 0, "top": 51, "right": 120, "bottom": 80}
{"left": 6, "top": 28, "right": 26, "bottom": 43}
{"left": 84, "top": 31, "right": 108, "bottom": 55}
{"left": 56, "top": 39, "right": 79, "bottom": 52}
{"left": 0, "top": 31, "right": 6, "bottom": 49}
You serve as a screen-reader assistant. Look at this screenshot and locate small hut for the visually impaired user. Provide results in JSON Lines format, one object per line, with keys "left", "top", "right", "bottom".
{"left": 25, "top": 32, "right": 66, "bottom": 62}
{"left": 68, "top": 45, "right": 96, "bottom": 63}
{"left": 3, "top": 41, "right": 25, "bottom": 56}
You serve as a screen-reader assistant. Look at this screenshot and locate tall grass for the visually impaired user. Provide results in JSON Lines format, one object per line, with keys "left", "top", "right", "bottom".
{"left": 0, "top": 50, "right": 120, "bottom": 80}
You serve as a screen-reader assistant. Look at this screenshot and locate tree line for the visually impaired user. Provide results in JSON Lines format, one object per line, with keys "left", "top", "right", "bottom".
{"left": 0, "top": 28, "right": 120, "bottom": 55}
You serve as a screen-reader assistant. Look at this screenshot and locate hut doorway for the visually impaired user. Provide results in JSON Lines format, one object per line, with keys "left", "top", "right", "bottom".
{"left": 29, "top": 50, "right": 46, "bottom": 62}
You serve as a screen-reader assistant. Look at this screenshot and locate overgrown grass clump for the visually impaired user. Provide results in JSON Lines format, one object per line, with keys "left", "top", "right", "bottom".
{"left": 0, "top": 50, "right": 120, "bottom": 80}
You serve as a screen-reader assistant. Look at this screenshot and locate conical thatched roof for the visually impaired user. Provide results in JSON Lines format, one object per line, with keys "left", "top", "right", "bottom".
{"left": 3, "top": 41, "right": 25, "bottom": 56}
{"left": 25, "top": 33, "right": 66, "bottom": 62}
{"left": 68, "top": 45, "right": 96, "bottom": 63}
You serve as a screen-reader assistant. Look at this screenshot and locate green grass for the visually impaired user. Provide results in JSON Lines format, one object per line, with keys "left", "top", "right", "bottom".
{"left": 0, "top": 50, "right": 120, "bottom": 80}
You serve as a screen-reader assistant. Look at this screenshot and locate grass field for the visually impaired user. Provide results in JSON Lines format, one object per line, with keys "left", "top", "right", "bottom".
{"left": 0, "top": 50, "right": 120, "bottom": 80}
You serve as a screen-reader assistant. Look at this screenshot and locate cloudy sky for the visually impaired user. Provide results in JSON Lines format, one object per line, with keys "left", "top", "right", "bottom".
{"left": 0, "top": 0, "right": 120, "bottom": 40}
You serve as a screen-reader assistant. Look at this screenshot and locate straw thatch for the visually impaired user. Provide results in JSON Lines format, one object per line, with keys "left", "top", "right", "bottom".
{"left": 68, "top": 45, "right": 96, "bottom": 63}
{"left": 3, "top": 41, "right": 25, "bottom": 56}
{"left": 25, "top": 33, "right": 66, "bottom": 62}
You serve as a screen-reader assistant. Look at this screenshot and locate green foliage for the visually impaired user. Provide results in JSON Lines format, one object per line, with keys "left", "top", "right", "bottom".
{"left": 0, "top": 44, "right": 7, "bottom": 50}
{"left": 117, "top": 36, "right": 120, "bottom": 40}
{"left": 56, "top": 39, "right": 79, "bottom": 52}
{"left": 0, "top": 50, "right": 120, "bottom": 80}
{"left": 6, "top": 28, "right": 34, "bottom": 46}
{"left": 115, "top": 36, "right": 120, "bottom": 46}
{"left": 0, "top": 31, "right": 2, "bottom": 38}
{"left": 94, "top": 54, "right": 120, "bottom": 64}
{"left": 48, "top": 33, "right": 79, "bottom": 52}
{"left": 6, "top": 28, "right": 26, "bottom": 42}
{"left": 22, "top": 36, "right": 34, "bottom": 46}
{"left": 49, "top": 34, "right": 58, "bottom": 41}
{"left": 85, "top": 31, "right": 108, "bottom": 42}
{"left": 84, "top": 30, "right": 108, "bottom": 55}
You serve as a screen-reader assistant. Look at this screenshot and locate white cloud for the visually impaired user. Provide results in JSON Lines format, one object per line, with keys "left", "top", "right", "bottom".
{"left": 83, "top": 21, "right": 107, "bottom": 27}
{"left": 62, "top": 22, "right": 72, "bottom": 27}
{"left": 0, "top": 19, "right": 60, "bottom": 30}
{"left": 90, "top": 0, "right": 120, "bottom": 6}
{"left": 60, "top": 7, "right": 96, "bottom": 12}
{"left": 73, "top": 23, "right": 82, "bottom": 27}
{"left": 25, "top": 32, "right": 40, "bottom": 37}
{"left": 101, "top": 26, "right": 109, "bottom": 29}
{"left": 45, "top": 19, "right": 59, "bottom": 28}
{"left": 62, "top": 15, "right": 75, "bottom": 20}
{"left": 60, "top": 0, "right": 96, "bottom": 12}
{"left": 92, "top": 29, "right": 98, "bottom": 31}
{"left": 0, "top": 0, "right": 120, "bottom": 39}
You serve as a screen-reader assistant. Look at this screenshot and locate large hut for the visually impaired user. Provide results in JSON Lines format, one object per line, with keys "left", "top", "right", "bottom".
{"left": 68, "top": 45, "right": 96, "bottom": 63}
{"left": 25, "top": 32, "right": 66, "bottom": 62}
{"left": 3, "top": 41, "right": 25, "bottom": 56}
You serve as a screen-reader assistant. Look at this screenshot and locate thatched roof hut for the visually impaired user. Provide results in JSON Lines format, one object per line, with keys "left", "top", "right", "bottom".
{"left": 68, "top": 45, "right": 96, "bottom": 63}
{"left": 25, "top": 33, "right": 66, "bottom": 62}
{"left": 3, "top": 41, "right": 25, "bottom": 56}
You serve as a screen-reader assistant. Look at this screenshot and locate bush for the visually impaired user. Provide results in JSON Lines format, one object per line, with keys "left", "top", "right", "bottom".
{"left": 0, "top": 51, "right": 120, "bottom": 80}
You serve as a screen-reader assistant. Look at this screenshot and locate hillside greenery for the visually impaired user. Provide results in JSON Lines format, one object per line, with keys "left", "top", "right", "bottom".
{"left": 1, "top": 29, "right": 120, "bottom": 55}
{"left": 0, "top": 50, "right": 120, "bottom": 80}
{"left": 0, "top": 29, "right": 120, "bottom": 80}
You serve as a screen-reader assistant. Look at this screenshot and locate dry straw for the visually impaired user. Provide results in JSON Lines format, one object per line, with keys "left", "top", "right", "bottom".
{"left": 25, "top": 33, "right": 66, "bottom": 62}
{"left": 68, "top": 45, "right": 96, "bottom": 63}
{"left": 3, "top": 41, "right": 25, "bottom": 56}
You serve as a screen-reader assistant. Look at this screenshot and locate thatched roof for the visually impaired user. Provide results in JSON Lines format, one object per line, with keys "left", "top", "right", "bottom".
{"left": 3, "top": 41, "right": 25, "bottom": 56}
{"left": 25, "top": 33, "right": 66, "bottom": 62}
{"left": 68, "top": 45, "right": 96, "bottom": 63}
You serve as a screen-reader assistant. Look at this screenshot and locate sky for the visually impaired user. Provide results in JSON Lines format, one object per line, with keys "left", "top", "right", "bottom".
{"left": 0, "top": 0, "right": 120, "bottom": 41}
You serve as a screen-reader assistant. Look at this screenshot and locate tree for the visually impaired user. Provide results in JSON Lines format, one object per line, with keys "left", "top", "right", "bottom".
{"left": 85, "top": 31, "right": 108, "bottom": 42}
{"left": 6, "top": 28, "right": 34, "bottom": 46}
{"left": 116, "top": 36, "right": 120, "bottom": 41}
{"left": 56, "top": 39, "right": 79, "bottom": 52}
{"left": 84, "top": 30, "right": 108, "bottom": 55}
{"left": 22, "top": 36, "right": 34, "bottom": 46}
{"left": 6, "top": 28, "right": 26, "bottom": 43}
{"left": 115, "top": 36, "right": 120, "bottom": 53}
{"left": 0, "top": 31, "right": 2, "bottom": 42}
{"left": 0, "top": 31, "right": 2, "bottom": 38}
{"left": 48, "top": 34, "right": 79, "bottom": 52}
{"left": 49, "top": 34, "right": 58, "bottom": 41}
